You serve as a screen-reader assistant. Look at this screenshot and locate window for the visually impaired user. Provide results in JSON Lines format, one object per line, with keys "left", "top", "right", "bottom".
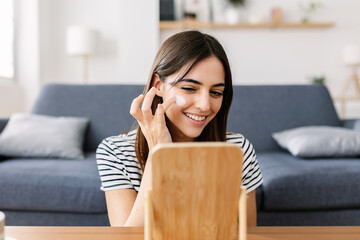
{"left": 0, "top": 0, "right": 14, "bottom": 79}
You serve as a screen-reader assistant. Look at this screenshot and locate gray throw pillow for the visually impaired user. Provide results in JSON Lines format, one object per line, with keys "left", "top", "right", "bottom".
{"left": 0, "top": 113, "right": 89, "bottom": 159}
{"left": 272, "top": 126, "right": 360, "bottom": 158}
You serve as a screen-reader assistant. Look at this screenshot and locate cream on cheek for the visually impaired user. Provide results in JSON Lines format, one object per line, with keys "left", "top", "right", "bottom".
{"left": 175, "top": 95, "right": 186, "bottom": 107}
{"left": 165, "top": 86, "right": 187, "bottom": 108}
{"left": 164, "top": 91, "right": 190, "bottom": 122}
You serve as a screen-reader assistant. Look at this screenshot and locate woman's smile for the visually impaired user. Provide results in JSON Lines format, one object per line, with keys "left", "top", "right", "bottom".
{"left": 184, "top": 112, "right": 208, "bottom": 126}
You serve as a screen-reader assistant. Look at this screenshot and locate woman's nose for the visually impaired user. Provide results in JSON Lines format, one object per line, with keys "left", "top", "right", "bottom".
{"left": 195, "top": 93, "right": 211, "bottom": 112}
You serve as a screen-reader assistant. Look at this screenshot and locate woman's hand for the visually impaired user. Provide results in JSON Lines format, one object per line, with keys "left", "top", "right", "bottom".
{"left": 130, "top": 87, "right": 175, "bottom": 151}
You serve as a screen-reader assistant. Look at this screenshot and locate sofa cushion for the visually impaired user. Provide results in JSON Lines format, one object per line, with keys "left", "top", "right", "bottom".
{"left": 272, "top": 126, "right": 360, "bottom": 158}
{"left": 227, "top": 85, "right": 341, "bottom": 152}
{"left": 0, "top": 113, "right": 89, "bottom": 159}
{"left": 31, "top": 84, "right": 145, "bottom": 152}
{"left": 3, "top": 210, "right": 109, "bottom": 226}
{"left": 0, "top": 153, "right": 106, "bottom": 213}
{"left": 257, "top": 152, "right": 360, "bottom": 211}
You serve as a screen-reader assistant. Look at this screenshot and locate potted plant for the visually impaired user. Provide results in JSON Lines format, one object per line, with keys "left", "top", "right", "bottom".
{"left": 307, "top": 74, "right": 326, "bottom": 85}
{"left": 312, "top": 75, "right": 326, "bottom": 84}
{"left": 225, "top": 0, "right": 246, "bottom": 24}
{"left": 298, "top": 1, "right": 323, "bottom": 23}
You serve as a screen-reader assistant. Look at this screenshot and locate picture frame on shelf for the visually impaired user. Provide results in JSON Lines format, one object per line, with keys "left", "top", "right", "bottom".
{"left": 183, "top": 0, "right": 211, "bottom": 22}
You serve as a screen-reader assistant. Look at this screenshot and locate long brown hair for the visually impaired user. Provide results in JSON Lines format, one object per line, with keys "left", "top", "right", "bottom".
{"left": 135, "top": 31, "right": 233, "bottom": 171}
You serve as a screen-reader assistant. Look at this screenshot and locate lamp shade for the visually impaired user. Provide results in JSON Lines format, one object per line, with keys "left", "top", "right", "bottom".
{"left": 343, "top": 45, "right": 360, "bottom": 66}
{"left": 66, "top": 26, "right": 99, "bottom": 56}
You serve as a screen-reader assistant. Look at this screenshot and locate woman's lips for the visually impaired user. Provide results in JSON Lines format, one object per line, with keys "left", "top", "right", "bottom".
{"left": 184, "top": 113, "right": 208, "bottom": 126}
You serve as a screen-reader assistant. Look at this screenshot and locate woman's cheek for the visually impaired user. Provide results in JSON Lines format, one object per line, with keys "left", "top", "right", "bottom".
{"left": 175, "top": 95, "right": 186, "bottom": 107}
{"left": 167, "top": 95, "right": 188, "bottom": 119}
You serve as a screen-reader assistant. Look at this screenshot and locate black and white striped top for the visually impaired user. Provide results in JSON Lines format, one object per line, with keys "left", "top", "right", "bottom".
{"left": 96, "top": 130, "right": 263, "bottom": 194}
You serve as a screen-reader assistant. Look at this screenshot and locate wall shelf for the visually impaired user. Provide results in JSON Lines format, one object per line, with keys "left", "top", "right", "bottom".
{"left": 159, "top": 21, "right": 335, "bottom": 30}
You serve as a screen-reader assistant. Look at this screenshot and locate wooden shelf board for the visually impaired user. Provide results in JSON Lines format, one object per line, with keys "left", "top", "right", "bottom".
{"left": 333, "top": 96, "right": 360, "bottom": 101}
{"left": 159, "top": 21, "right": 335, "bottom": 30}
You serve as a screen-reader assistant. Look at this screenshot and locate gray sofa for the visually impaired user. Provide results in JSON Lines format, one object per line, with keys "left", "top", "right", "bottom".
{"left": 0, "top": 83, "right": 359, "bottom": 226}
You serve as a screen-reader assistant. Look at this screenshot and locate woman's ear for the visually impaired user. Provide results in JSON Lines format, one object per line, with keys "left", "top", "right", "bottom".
{"left": 152, "top": 74, "right": 163, "bottom": 97}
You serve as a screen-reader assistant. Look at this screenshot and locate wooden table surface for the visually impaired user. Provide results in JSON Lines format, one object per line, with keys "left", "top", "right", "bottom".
{"left": 5, "top": 226, "right": 360, "bottom": 240}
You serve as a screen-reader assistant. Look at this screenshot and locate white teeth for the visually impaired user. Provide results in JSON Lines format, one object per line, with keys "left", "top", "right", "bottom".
{"left": 185, "top": 113, "right": 206, "bottom": 121}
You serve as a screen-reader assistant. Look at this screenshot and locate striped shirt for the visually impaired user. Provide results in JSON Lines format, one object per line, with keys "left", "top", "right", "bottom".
{"left": 96, "top": 130, "right": 263, "bottom": 194}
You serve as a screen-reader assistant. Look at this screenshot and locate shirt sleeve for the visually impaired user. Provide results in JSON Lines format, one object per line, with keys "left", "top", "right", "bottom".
{"left": 227, "top": 133, "right": 263, "bottom": 193}
{"left": 96, "top": 138, "right": 135, "bottom": 191}
{"left": 240, "top": 137, "right": 263, "bottom": 193}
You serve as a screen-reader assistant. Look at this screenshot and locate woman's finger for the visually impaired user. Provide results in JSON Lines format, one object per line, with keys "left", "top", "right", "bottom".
{"left": 156, "top": 103, "right": 166, "bottom": 127}
{"left": 161, "top": 96, "right": 176, "bottom": 112}
{"left": 130, "top": 94, "right": 144, "bottom": 121}
{"left": 141, "top": 87, "right": 156, "bottom": 118}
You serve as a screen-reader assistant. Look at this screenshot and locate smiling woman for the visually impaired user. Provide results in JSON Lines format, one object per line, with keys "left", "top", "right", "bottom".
{"left": 96, "top": 30, "right": 263, "bottom": 227}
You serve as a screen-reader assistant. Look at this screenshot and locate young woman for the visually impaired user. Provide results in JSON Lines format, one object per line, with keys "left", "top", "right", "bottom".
{"left": 96, "top": 30, "right": 263, "bottom": 227}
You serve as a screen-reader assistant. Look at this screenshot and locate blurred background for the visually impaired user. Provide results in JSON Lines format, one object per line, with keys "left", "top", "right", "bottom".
{"left": 0, "top": 0, "right": 359, "bottom": 118}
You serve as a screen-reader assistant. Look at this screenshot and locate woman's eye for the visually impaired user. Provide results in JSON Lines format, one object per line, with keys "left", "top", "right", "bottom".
{"left": 181, "top": 87, "right": 196, "bottom": 92}
{"left": 211, "top": 91, "right": 223, "bottom": 97}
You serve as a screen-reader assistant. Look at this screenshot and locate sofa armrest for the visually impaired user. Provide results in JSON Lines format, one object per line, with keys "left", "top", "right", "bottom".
{"left": 0, "top": 117, "right": 9, "bottom": 134}
{"left": 342, "top": 118, "right": 360, "bottom": 131}
{"left": 0, "top": 118, "right": 9, "bottom": 160}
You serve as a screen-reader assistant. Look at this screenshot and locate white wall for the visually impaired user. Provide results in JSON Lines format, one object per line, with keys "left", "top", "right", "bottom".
{"left": 0, "top": 82, "right": 24, "bottom": 116}
{"left": 18, "top": 0, "right": 41, "bottom": 112}
{"left": 39, "top": 0, "right": 159, "bottom": 85}
{"left": 39, "top": 0, "right": 120, "bottom": 85}
{"left": 117, "top": 0, "right": 159, "bottom": 84}
{"left": 1, "top": 0, "right": 359, "bottom": 118}
{"left": 0, "top": 0, "right": 40, "bottom": 117}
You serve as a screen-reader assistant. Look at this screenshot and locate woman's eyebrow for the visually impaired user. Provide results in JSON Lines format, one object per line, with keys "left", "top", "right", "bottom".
{"left": 179, "top": 79, "right": 202, "bottom": 85}
{"left": 179, "top": 79, "right": 225, "bottom": 87}
{"left": 213, "top": 83, "right": 225, "bottom": 87}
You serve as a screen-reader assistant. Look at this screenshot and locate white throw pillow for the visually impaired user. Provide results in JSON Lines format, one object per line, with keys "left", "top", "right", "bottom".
{"left": 0, "top": 113, "right": 89, "bottom": 159}
{"left": 272, "top": 126, "right": 360, "bottom": 158}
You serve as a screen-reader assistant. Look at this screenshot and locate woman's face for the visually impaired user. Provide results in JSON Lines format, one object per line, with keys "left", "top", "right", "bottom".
{"left": 157, "top": 56, "right": 225, "bottom": 142}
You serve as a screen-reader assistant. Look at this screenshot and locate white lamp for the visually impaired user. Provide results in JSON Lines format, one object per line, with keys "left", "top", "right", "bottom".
{"left": 66, "top": 26, "right": 99, "bottom": 84}
{"left": 342, "top": 44, "right": 360, "bottom": 97}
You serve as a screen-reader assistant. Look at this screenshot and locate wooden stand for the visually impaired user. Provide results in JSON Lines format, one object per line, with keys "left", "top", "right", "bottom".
{"left": 145, "top": 142, "right": 246, "bottom": 240}
{"left": 335, "top": 66, "right": 360, "bottom": 118}
{"left": 334, "top": 96, "right": 360, "bottom": 119}
{"left": 341, "top": 66, "right": 360, "bottom": 97}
